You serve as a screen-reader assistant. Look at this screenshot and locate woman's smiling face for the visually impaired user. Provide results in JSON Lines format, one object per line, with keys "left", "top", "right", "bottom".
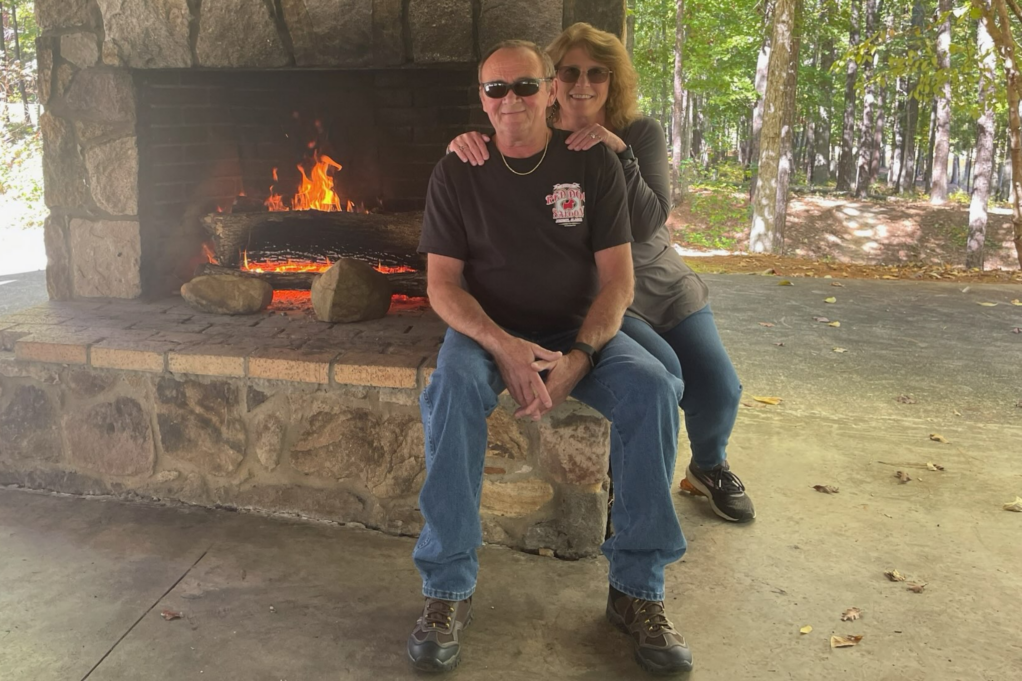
{"left": 555, "top": 46, "right": 610, "bottom": 122}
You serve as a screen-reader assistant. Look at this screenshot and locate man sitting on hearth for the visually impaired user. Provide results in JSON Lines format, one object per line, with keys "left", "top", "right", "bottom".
{"left": 406, "top": 40, "right": 693, "bottom": 676}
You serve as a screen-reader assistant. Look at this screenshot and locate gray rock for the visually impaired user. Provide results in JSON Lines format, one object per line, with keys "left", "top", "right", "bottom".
{"left": 180, "top": 275, "right": 273, "bottom": 315}
{"left": 60, "top": 33, "right": 100, "bottom": 68}
{"left": 69, "top": 219, "right": 142, "bottom": 298}
{"left": 43, "top": 215, "right": 74, "bottom": 300}
{"left": 283, "top": 0, "right": 372, "bottom": 66}
{"left": 64, "top": 397, "right": 155, "bottom": 477}
{"left": 409, "top": 0, "right": 475, "bottom": 63}
{"left": 311, "top": 259, "right": 392, "bottom": 323}
{"left": 564, "top": 0, "right": 628, "bottom": 38}
{"left": 479, "top": 0, "right": 563, "bottom": 53}
{"left": 196, "top": 0, "right": 290, "bottom": 67}
{"left": 36, "top": 0, "right": 95, "bottom": 31}
{"left": 523, "top": 485, "right": 607, "bottom": 559}
{"left": 251, "top": 412, "right": 285, "bottom": 471}
{"left": 155, "top": 377, "right": 246, "bottom": 477}
{"left": 40, "top": 113, "right": 89, "bottom": 209}
{"left": 0, "top": 385, "right": 62, "bottom": 464}
{"left": 84, "top": 136, "right": 139, "bottom": 215}
{"left": 97, "top": 0, "right": 192, "bottom": 68}
{"left": 63, "top": 68, "right": 136, "bottom": 124}
{"left": 36, "top": 42, "right": 54, "bottom": 107}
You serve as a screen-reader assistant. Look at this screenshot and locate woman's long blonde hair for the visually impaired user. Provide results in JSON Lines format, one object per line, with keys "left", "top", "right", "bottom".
{"left": 546, "top": 22, "right": 641, "bottom": 132}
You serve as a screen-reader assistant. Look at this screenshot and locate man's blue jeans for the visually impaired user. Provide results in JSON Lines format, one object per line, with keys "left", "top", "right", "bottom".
{"left": 413, "top": 327, "right": 687, "bottom": 602}
{"left": 620, "top": 306, "right": 742, "bottom": 472}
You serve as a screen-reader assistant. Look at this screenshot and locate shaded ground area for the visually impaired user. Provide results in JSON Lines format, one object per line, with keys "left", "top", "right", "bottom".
{"left": 672, "top": 191, "right": 1021, "bottom": 275}
{"left": 0, "top": 269, "right": 48, "bottom": 317}
{"left": 2, "top": 275, "right": 1021, "bottom": 680}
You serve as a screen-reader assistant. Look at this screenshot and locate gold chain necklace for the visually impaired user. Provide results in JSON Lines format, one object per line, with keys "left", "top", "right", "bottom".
{"left": 499, "top": 133, "right": 551, "bottom": 176}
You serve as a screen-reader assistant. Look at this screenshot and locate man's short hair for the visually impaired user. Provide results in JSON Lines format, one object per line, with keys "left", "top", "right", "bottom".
{"left": 477, "top": 40, "right": 556, "bottom": 82}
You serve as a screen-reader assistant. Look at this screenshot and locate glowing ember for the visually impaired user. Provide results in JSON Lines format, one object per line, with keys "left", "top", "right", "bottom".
{"left": 240, "top": 251, "right": 415, "bottom": 276}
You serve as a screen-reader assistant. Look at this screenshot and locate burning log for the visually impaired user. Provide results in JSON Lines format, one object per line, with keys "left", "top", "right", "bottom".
{"left": 201, "top": 210, "right": 424, "bottom": 270}
{"left": 194, "top": 263, "right": 427, "bottom": 298}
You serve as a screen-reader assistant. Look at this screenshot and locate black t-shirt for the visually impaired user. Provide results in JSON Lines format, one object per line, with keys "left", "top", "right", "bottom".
{"left": 419, "top": 129, "right": 632, "bottom": 334}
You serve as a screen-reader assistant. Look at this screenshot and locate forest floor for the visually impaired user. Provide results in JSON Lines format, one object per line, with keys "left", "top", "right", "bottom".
{"left": 671, "top": 189, "right": 1022, "bottom": 284}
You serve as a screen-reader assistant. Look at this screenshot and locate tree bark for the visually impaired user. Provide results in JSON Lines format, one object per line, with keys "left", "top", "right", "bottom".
{"left": 950, "top": 154, "right": 959, "bottom": 186}
{"left": 0, "top": 4, "right": 10, "bottom": 126}
{"left": 869, "top": 78, "right": 886, "bottom": 185}
{"left": 750, "top": 0, "right": 802, "bottom": 252}
{"left": 854, "top": 0, "right": 878, "bottom": 197}
{"left": 924, "top": 100, "right": 937, "bottom": 186}
{"left": 889, "top": 77, "right": 906, "bottom": 187}
{"left": 899, "top": 1, "right": 926, "bottom": 193}
{"left": 671, "top": 0, "right": 690, "bottom": 202}
{"left": 968, "top": 7, "right": 996, "bottom": 269}
{"left": 8, "top": 1, "right": 30, "bottom": 126}
{"left": 930, "top": 0, "right": 953, "bottom": 202}
{"left": 837, "top": 0, "right": 861, "bottom": 191}
{"left": 813, "top": 3, "right": 836, "bottom": 184}
{"left": 749, "top": 0, "right": 777, "bottom": 192}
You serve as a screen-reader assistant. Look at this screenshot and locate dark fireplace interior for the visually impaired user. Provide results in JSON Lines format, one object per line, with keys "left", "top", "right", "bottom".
{"left": 134, "top": 67, "right": 483, "bottom": 295}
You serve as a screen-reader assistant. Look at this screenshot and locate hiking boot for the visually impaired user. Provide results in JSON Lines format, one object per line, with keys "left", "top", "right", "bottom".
{"left": 407, "top": 597, "right": 472, "bottom": 673}
{"left": 682, "top": 461, "right": 756, "bottom": 523}
{"left": 606, "top": 586, "right": 693, "bottom": 675}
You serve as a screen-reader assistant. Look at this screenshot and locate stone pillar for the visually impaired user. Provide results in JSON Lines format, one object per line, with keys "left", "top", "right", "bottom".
{"left": 563, "top": 0, "right": 628, "bottom": 38}
{"left": 36, "top": 0, "right": 142, "bottom": 300}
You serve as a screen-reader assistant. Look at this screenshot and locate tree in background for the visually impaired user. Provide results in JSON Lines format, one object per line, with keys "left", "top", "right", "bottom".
{"left": 967, "top": 0, "right": 997, "bottom": 268}
{"left": 0, "top": 0, "right": 37, "bottom": 133}
{"left": 930, "top": 0, "right": 954, "bottom": 202}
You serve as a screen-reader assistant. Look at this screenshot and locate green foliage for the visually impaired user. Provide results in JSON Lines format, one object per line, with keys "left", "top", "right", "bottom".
{"left": 676, "top": 185, "right": 747, "bottom": 250}
{"left": 0, "top": 126, "right": 45, "bottom": 229}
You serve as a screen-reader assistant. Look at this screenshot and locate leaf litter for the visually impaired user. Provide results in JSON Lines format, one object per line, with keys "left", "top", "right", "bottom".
{"left": 800, "top": 625, "right": 813, "bottom": 634}
{"left": 840, "top": 607, "right": 862, "bottom": 622}
{"left": 830, "top": 635, "right": 863, "bottom": 648}
{"left": 884, "top": 569, "right": 907, "bottom": 582}
{"left": 1003, "top": 497, "right": 1022, "bottom": 512}
{"left": 929, "top": 433, "right": 950, "bottom": 444}
{"left": 759, "top": 322, "right": 775, "bottom": 327}
{"left": 813, "top": 485, "right": 840, "bottom": 494}
{"left": 926, "top": 462, "right": 945, "bottom": 471}
{"left": 895, "top": 471, "right": 912, "bottom": 484}
{"left": 907, "top": 583, "right": 928, "bottom": 593}
{"left": 161, "top": 610, "right": 182, "bottom": 621}
{"left": 752, "top": 396, "right": 782, "bottom": 405}
{"left": 824, "top": 297, "right": 837, "bottom": 304}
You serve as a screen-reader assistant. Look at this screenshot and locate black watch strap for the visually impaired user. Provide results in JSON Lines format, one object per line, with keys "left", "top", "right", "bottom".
{"left": 570, "top": 341, "right": 597, "bottom": 369}
{"left": 617, "top": 145, "right": 636, "bottom": 162}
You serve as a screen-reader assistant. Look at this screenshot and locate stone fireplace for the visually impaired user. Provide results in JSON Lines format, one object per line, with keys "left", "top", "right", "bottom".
{"left": 0, "top": 0, "right": 629, "bottom": 559}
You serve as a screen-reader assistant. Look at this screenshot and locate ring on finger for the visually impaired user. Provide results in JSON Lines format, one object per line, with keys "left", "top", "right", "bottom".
{"left": 588, "top": 132, "right": 598, "bottom": 139}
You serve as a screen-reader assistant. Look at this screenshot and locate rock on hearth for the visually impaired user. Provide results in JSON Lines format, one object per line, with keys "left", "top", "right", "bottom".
{"left": 181, "top": 275, "right": 273, "bottom": 315}
{"left": 311, "top": 259, "right": 392, "bottom": 323}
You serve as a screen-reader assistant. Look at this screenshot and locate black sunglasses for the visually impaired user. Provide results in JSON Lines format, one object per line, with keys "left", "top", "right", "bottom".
{"left": 480, "top": 78, "right": 552, "bottom": 99}
{"left": 556, "top": 66, "right": 613, "bottom": 84}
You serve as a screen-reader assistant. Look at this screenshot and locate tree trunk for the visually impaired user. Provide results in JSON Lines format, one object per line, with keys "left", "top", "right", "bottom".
{"left": 804, "top": 119, "right": 816, "bottom": 183}
{"left": 854, "top": 0, "right": 878, "bottom": 197}
{"left": 0, "top": 4, "right": 10, "bottom": 126}
{"left": 750, "top": 0, "right": 802, "bottom": 252}
{"left": 691, "top": 95, "right": 704, "bottom": 166}
{"left": 837, "top": 0, "right": 861, "bottom": 191}
{"left": 869, "top": 80, "right": 886, "bottom": 185}
{"left": 899, "top": 1, "right": 925, "bottom": 193}
{"left": 924, "top": 101, "right": 937, "bottom": 186}
{"left": 889, "top": 77, "right": 906, "bottom": 187}
{"left": 965, "top": 151, "right": 973, "bottom": 193}
{"left": 951, "top": 154, "right": 959, "bottom": 186}
{"left": 749, "top": 0, "right": 777, "bottom": 194}
{"left": 671, "top": 0, "right": 690, "bottom": 202}
{"left": 968, "top": 7, "right": 996, "bottom": 269}
{"left": 813, "top": 5, "right": 835, "bottom": 185}
{"left": 9, "top": 1, "right": 30, "bottom": 126}
{"left": 930, "top": 0, "right": 953, "bottom": 202}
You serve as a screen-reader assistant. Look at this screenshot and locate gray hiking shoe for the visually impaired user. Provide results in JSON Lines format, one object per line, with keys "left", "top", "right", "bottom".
{"left": 683, "top": 461, "right": 756, "bottom": 523}
{"left": 407, "top": 597, "right": 472, "bottom": 673}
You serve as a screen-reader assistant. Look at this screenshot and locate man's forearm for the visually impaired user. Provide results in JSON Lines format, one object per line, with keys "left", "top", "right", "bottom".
{"left": 575, "top": 279, "right": 634, "bottom": 351}
{"left": 428, "top": 282, "right": 510, "bottom": 354}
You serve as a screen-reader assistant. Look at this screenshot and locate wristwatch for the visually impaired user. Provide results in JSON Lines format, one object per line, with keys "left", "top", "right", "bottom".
{"left": 570, "top": 341, "right": 598, "bottom": 369}
{"left": 616, "top": 145, "right": 636, "bottom": 162}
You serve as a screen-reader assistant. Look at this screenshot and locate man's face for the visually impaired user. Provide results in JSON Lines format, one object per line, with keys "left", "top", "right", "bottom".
{"left": 479, "top": 47, "right": 556, "bottom": 143}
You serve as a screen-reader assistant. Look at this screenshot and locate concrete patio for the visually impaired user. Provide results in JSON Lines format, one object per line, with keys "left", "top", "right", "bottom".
{"left": 2, "top": 273, "right": 1021, "bottom": 680}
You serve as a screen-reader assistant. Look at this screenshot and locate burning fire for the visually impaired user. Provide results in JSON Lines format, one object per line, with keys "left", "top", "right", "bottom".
{"left": 265, "top": 152, "right": 364, "bottom": 213}
{"left": 240, "top": 251, "right": 415, "bottom": 276}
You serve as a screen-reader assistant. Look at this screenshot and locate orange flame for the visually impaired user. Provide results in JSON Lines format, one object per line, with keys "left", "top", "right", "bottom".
{"left": 240, "top": 251, "right": 415, "bottom": 276}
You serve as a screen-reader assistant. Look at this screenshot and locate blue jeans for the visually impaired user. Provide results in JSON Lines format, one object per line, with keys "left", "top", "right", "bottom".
{"left": 414, "top": 327, "right": 686, "bottom": 602}
{"left": 621, "top": 306, "right": 742, "bottom": 471}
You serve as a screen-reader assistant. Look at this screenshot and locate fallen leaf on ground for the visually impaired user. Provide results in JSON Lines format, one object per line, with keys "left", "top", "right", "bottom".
{"left": 926, "top": 462, "right": 945, "bottom": 471}
{"left": 774, "top": 342, "right": 785, "bottom": 346}
{"left": 813, "top": 316, "right": 831, "bottom": 323}
{"left": 1012, "top": 299, "right": 1022, "bottom": 306}
{"left": 1003, "top": 497, "right": 1022, "bottom": 512}
{"left": 882, "top": 274, "right": 898, "bottom": 280}
{"left": 813, "top": 484, "right": 840, "bottom": 494}
{"left": 778, "top": 280, "right": 793, "bottom": 286}
{"left": 929, "top": 433, "right": 950, "bottom": 444}
{"left": 831, "top": 281, "right": 845, "bottom": 287}
{"left": 961, "top": 286, "right": 971, "bottom": 293}
{"left": 759, "top": 268, "right": 777, "bottom": 275}
{"left": 953, "top": 408, "right": 962, "bottom": 416}
{"left": 896, "top": 395, "right": 917, "bottom": 404}
{"left": 1013, "top": 328, "right": 1021, "bottom": 334}
{"left": 841, "top": 607, "right": 862, "bottom": 622}
{"left": 884, "top": 569, "right": 907, "bottom": 582}
{"left": 824, "top": 297, "right": 837, "bottom": 304}
{"left": 800, "top": 625, "right": 813, "bottom": 634}
{"left": 833, "top": 347, "right": 848, "bottom": 353}
{"left": 977, "top": 302, "right": 998, "bottom": 306}
{"left": 830, "top": 634, "right": 863, "bottom": 648}
{"left": 759, "top": 322, "right": 775, "bottom": 327}
{"left": 161, "top": 610, "right": 182, "bottom": 621}
{"left": 896, "top": 471, "right": 912, "bottom": 484}
{"left": 752, "top": 396, "right": 783, "bottom": 405}
{"left": 907, "top": 582, "right": 928, "bottom": 593}
{"left": 828, "top": 321, "right": 842, "bottom": 327}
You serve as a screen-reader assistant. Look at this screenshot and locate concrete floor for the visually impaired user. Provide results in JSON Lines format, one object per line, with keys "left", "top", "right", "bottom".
{"left": 2, "top": 274, "right": 1021, "bottom": 680}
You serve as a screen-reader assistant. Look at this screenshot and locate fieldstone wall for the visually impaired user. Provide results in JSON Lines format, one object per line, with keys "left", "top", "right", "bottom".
{"left": 0, "top": 355, "right": 610, "bottom": 559}
{"left": 35, "top": 0, "right": 626, "bottom": 301}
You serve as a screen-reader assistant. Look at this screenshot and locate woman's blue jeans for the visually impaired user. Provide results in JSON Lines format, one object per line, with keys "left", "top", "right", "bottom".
{"left": 621, "top": 306, "right": 742, "bottom": 471}
{"left": 413, "top": 327, "right": 687, "bottom": 602}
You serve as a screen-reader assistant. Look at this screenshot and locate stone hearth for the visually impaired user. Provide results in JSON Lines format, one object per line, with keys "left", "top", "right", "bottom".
{"left": 0, "top": 299, "right": 612, "bottom": 558}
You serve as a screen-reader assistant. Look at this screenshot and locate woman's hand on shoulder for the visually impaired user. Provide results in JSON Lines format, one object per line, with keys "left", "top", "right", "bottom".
{"left": 565, "top": 124, "right": 627, "bottom": 154}
{"left": 447, "top": 131, "right": 491, "bottom": 165}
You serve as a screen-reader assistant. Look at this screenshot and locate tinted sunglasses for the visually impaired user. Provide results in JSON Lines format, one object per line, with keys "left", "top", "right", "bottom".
{"left": 480, "top": 77, "right": 552, "bottom": 99}
{"left": 556, "top": 66, "right": 612, "bottom": 84}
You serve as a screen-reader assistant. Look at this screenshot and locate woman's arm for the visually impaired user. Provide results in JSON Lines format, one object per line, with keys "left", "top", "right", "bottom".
{"left": 621, "top": 118, "right": 672, "bottom": 243}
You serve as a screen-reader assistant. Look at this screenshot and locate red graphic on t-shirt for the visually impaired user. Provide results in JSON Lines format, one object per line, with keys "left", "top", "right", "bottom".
{"left": 545, "top": 183, "right": 585, "bottom": 226}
